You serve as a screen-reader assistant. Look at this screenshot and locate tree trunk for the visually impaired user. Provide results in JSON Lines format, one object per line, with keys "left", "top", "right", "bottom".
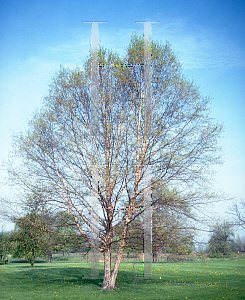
{"left": 127, "top": 251, "right": 129, "bottom": 259}
{"left": 100, "top": 195, "right": 135, "bottom": 290}
{"left": 31, "top": 247, "right": 35, "bottom": 267}
{"left": 100, "top": 230, "right": 127, "bottom": 290}
{"left": 63, "top": 250, "right": 65, "bottom": 258}
{"left": 107, "top": 242, "right": 124, "bottom": 289}
{"left": 48, "top": 251, "right": 52, "bottom": 263}
{"left": 101, "top": 247, "right": 111, "bottom": 290}
{"left": 153, "top": 247, "right": 159, "bottom": 263}
{"left": 106, "top": 214, "right": 132, "bottom": 289}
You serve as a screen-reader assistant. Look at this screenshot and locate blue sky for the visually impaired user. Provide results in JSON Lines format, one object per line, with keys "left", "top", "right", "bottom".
{"left": 0, "top": 0, "right": 244, "bottom": 237}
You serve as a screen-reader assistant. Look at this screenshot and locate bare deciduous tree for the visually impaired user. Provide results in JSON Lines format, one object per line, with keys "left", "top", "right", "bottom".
{"left": 4, "top": 35, "right": 223, "bottom": 289}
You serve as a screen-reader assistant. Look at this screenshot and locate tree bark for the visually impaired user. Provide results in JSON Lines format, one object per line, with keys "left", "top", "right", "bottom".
{"left": 31, "top": 247, "right": 35, "bottom": 267}
{"left": 153, "top": 247, "right": 159, "bottom": 263}
{"left": 48, "top": 251, "right": 52, "bottom": 263}
{"left": 101, "top": 247, "right": 111, "bottom": 289}
{"left": 101, "top": 216, "right": 131, "bottom": 290}
{"left": 107, "top": 241, "right": 124, "bottom": 289}
{"left": 104, "top": 211, "right": 133, "bottom": 289}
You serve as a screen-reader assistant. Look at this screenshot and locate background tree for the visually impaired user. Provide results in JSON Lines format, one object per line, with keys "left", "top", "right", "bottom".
{"left": 230, "top": 236, "right": 245, "bottom": 253}
{"left": 7, "top": 191, "right": 54, "bottom": 266}
{"left": 7, "top": 191, "right": 86, "bottom": 266}
{"left": 6, "top": 35, "right": 223, "bottom": 289}
{"left": 52, "top": 210, "right": 87, "bottom": 261}
{"left": 207, "top": 221, "right": 234, "bottom": 256}
{"left": 151, "top": 185, "right": 195, "bottom": 261}
{"left": 152, "top": 207, "right": 194, "bottom": 261}
{"left": 115, "top": 186, "right": 195, "bottom": 262}
{"left": 10, "top": 212, "right": 49, "bottom": 267}
{"left": 0, "top": 230, "right": 10, "bottom": 265}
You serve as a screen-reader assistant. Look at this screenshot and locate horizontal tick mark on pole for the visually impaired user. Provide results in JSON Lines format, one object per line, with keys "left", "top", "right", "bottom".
{"left": 83, "top": 21, "right": 108, "bottom": 23}
{"left": 98, "top": 64, "right": 145, "bottom": 68}
{"left": 135, "top": 21, "right": 160, "bottom": 23}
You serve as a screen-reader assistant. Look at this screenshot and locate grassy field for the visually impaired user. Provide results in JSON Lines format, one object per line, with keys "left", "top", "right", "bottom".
{"left": 1, "top": 255, "right": 245, "bottom": 299}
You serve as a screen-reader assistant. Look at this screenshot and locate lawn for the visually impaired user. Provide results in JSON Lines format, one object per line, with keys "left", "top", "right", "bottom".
{"left": 1, "top": 256, "right": 245, "bottom": 299}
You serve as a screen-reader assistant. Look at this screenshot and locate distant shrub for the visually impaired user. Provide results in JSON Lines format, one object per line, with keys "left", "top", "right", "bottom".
{"left": 208, "top": 252, "right": 232, "bottom": 259}
{"left": 166, "top": 255, "right": 194, "bottom": 262}
{"left": 55, "top": 256, "right": 68, "bottom": 261}
{"left": 208, "top": 253, "right": 222, "bottom": 258}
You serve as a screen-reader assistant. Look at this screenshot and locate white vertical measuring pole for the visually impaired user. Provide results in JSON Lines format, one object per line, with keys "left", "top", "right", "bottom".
{"left": 143, "top": 164, "right": 152, "bottom": 278}
{"left": 136, "top": 21, "right": 159, "bottom": 278}
{"left": 91, "top": 165, "right": 99, "bottom": 278}
{"left": 91, "top": 22, "right": 100, "bottom": 137}
{"left": 83, "top": 21, "right": 107, "bottom": 278}
{"left": 143, "top": 22, "right": 152, "bottom": 279}
{"left": 143, "top": 22, "right": 152, "bottom": 136}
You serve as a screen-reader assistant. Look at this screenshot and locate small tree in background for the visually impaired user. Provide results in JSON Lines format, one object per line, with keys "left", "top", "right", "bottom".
{"left": 10, "top": 212, "right": 49, "bottom": 267}
{"left": 230, "top": 236, "right": 245, "bottom": 253}
{"left": 114, "top": 186, "right": 195, "bottom": 262}
{"left": 51, "top": 210, "right": 87, "bottom": 261}
{"left": 0, "top": 230, "right": 10, "bottom": 264}
{"left": 151, "top": 186, "right": 194, "bottom": 261}
{"left": 207, "top": 222, "right": 234, "bottom": 256}
{"left": 8, "top": 191, "right": 86, "bottom": 266}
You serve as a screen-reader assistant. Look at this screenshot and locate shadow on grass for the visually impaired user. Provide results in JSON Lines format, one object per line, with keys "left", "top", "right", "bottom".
{"left": 6, "top": 260, "right": 153, "bottom": 289}
{"left": 9, "top": 258, "right": 47, "bottom": 264}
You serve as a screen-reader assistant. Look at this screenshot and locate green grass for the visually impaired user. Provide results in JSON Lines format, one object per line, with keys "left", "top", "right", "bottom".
{"left": 1, "top": 257, "right": 245, "bottom": 299}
